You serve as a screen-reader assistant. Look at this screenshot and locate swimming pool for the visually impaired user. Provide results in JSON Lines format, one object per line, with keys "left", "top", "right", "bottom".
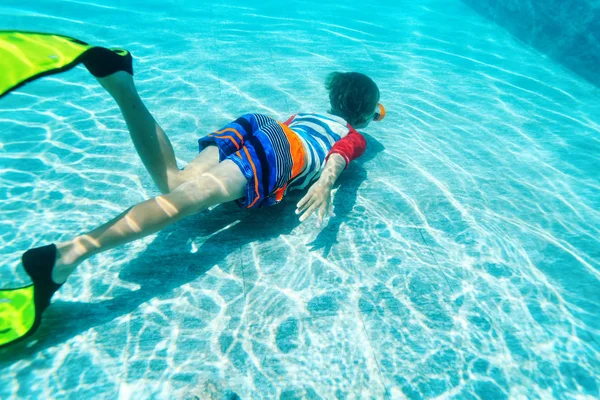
{"left": 1, "top": 0, "right": 599, "bottom": 398}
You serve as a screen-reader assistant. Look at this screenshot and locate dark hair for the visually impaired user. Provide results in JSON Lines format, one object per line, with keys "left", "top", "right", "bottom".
{"left": 325, "top": 72, "right": 380, "bottom": 126}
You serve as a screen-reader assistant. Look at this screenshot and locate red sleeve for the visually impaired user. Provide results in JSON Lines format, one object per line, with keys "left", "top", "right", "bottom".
{"left": 282, "top": 114, "right": 297, "bottom": 126}
{"left": 325, "top": 125, "right": 367, "bottom": 169}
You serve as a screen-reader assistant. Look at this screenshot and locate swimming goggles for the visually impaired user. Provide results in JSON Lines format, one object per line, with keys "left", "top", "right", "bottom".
{"left": 373, "top": 103, "right": 386, "bottom": 122}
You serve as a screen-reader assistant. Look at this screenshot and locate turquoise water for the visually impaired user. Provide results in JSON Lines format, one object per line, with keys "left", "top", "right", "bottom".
{"left": 1, "top": 0, "right": 599, "bottom": 398}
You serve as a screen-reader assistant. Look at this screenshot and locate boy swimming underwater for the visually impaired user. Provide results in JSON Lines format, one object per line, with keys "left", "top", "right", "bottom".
{"left": 0, "top": 33, "right": 384, "bottom": 347}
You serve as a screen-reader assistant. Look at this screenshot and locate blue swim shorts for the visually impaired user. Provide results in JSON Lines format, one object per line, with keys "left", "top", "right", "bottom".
{"left": 198, "top": 113, "right": 306, "bottom": 208}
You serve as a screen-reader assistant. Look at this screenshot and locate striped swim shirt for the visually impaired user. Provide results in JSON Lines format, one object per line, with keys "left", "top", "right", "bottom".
{"left": 282, "top": 112, "right": 362, "bottom": 193}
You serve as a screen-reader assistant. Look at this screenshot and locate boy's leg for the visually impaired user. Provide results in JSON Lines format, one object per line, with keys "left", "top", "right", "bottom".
{"left": 51, "top": 159, "right": 246, "bottom": 283}
{"left": 178, "top": 145, "right": 221, "bottom": 182}
{"left": 97, "top": 71, "right": 194, "bottom": 194}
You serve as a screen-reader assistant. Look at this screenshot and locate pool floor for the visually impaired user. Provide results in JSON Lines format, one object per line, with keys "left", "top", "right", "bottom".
{"left": 0, "top": 0, "right": 599, "bottom": 398}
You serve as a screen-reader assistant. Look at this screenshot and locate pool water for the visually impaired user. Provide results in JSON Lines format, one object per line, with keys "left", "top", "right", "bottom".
{"left": 1, "top": 0, "right": 599, "bottom": 398}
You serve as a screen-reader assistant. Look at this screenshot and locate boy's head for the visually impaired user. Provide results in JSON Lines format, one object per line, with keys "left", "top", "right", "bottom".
{"left": 326, "top": 72, "right": 380, "bottom": 129}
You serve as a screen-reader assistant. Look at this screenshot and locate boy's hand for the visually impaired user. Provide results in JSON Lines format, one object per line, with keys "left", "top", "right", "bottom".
{"left": 296, "top": 153, "right": 345, "bottom": 227}
{"left": 296, "top": 180, "right": 335, "bottom": 227}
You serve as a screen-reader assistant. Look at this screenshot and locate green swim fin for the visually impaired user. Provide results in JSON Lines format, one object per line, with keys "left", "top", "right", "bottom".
{"left": 0, "top": 284, "right": 37, "bottom": 348}
{"left": 0, "top": 31, "right": 92, "bottom": 99}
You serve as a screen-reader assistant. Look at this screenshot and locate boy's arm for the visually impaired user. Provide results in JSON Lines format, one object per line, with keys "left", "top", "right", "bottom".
{"left": 296, "top": 153, "right": 346, "bottom": 224}
{"left": 325, "top": 128, "right": 367, "bottom": 169}
{"left": 316, "top": 152, "right": 347, "bottom": 188}
{"left": 296, "top": 130, "right": 366, "bottom": 225}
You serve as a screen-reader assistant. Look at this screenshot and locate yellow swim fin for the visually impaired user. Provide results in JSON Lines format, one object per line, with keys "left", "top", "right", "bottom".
{"left": 0, "top": 284, "right": 37, "bottom": 348}
{"left": 0, "top": 31, "right": 91, "bottom": 99}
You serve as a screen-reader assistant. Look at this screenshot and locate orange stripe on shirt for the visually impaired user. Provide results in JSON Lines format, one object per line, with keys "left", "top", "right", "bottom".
{"left": 278, "top": 122, "right": 305, "bottom": 179}
{"left": 273, "top": 184, "right": 287, "bottom": 201}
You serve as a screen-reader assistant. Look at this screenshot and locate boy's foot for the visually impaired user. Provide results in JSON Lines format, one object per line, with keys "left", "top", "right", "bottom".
{"left": 0, "top": 244, "right": 62, "bottom": 348}
{"left": 22, "top": 244, "right": 63, "bottom": 315}
{"left": 82, "top": 47, "right": 134, "bottom": 78}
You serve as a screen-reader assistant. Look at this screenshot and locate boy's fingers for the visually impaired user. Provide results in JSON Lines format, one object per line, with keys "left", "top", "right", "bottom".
{"left": 297, "top": 183, "right": 320, "bottom": 209}
{"left": 296, "top": 194, "right": 309, "bottom": 211}
{"left": 304, "top": 196, "right": 318, "bottom": 213}
{"left": 300, "top": 202, "right": 319, "bottom": 222}
{"left": 296, "top": 194, "right": 312, "bottom": 214}
{"left": 318, "top": 203, "right": 326, "bottom": 221}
